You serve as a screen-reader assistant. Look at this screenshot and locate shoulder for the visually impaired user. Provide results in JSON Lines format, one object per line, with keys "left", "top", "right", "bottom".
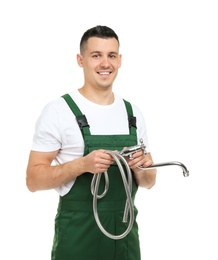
{"left": 42, "top": 91, "right": 79, "bottom": 114}
{"left": 36, "top": 93, "right": 79, "bottom": 127}
{"left": 115, "top": 94, "right": 143, "bottom": 118}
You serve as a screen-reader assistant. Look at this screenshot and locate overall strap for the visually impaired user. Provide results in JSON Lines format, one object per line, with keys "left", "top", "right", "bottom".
{"left": 123, "top": 99, "right": 137, "bottom": 136}
{"left": 62, "top": 93, "right": 91, "bottom": 137}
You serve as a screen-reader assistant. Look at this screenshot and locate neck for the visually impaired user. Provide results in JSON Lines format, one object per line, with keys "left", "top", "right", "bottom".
{"left": 78, "top": 86, "right": 114, "bottom": 105}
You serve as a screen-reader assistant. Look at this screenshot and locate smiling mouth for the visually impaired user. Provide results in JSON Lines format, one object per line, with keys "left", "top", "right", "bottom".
{"left": 98, "top": 71, "right": 111, "bottom": 75}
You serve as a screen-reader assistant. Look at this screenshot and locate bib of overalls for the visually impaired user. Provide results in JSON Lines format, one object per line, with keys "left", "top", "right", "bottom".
{"left": 51, "top": 94, "right": 141, "bottom": 260}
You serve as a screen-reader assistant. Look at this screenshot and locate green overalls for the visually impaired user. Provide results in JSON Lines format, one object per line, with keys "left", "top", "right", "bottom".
{"left": 51, "top": 94, "right": 141, "bottom": 260}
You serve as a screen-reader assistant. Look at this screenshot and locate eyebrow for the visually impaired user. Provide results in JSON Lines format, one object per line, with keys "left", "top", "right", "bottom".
{"left": 90, "top": 51, "right": 119, "bottom": 55}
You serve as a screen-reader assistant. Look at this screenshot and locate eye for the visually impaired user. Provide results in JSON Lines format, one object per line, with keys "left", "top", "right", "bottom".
{"left": 109, "top": 54, "right": 116, "bottom": 59}
{"left": 109, "top": 53, "right": 118, "bottom": 59}
{"left": 92, "top": 54, "right": 100, "bottom": 58}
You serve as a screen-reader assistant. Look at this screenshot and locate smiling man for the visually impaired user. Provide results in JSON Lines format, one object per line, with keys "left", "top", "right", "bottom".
{"left": 26, "top": 25, "right": 156, "bottom": 260}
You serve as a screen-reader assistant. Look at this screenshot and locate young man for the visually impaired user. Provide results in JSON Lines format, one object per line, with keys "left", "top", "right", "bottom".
{"left": 26, "top": 25, "right": 156, "bottom": 260}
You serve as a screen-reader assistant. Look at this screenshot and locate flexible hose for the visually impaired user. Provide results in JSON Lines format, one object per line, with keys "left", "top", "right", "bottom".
{"left": 90, "top": 147, "right": 189, "bottom": 240}
{"left": 91, "top": 151, "right": 135, "bottom": 240}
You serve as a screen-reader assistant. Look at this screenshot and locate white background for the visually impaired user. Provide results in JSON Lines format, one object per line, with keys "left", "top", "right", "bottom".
{"left": 1, "top": 0, "right": 218, "bottom": 259}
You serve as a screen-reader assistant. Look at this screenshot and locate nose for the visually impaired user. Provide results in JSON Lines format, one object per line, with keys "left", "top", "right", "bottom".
{"left": 100, "top": 56, "right": 110, "bottom": 68}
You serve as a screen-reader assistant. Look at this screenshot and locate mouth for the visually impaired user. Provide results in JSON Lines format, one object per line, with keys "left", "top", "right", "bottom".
{"left": 97, "top": 71, "right": 111, "bottom": 75}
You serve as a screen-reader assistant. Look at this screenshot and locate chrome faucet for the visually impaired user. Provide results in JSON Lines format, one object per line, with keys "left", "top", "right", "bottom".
{"left": 123, "top": 138, "right": 190, "bottom": 177}
{"left": 139, "top": 161, "right": 189, "bottom": 177}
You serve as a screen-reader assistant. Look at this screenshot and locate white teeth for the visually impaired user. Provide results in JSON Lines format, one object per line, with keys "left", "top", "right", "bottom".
{"left": 99, "top": 72, "right": 110, "bottom": 75}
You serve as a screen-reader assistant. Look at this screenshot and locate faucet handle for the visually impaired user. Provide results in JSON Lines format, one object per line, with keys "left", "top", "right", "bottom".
{"left": 139, "top": 138, "right": 147, "bottom": 154}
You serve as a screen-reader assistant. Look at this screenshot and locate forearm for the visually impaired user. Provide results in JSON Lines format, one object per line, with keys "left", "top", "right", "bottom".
{"left": 26, "top": 156, "right": 86, "bottom": 192}
{"left": 26, "top": 149, "right": 114, "bottom": 192}
{"left": 134, "top": 168, "right": 157, "bottom": 188}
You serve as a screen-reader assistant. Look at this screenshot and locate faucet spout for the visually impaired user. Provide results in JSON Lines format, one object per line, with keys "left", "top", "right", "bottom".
{"left": 139, "top": 161, "right": 189, "bottom": 177}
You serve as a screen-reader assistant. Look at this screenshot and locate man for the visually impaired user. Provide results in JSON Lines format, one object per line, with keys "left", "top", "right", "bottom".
{"left": 26, "top": 25, "right": 156, "bottom": 260}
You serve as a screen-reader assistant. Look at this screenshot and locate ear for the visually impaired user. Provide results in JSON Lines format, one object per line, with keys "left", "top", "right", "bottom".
{"left": 118, "top": 54, "right": 122, "bottom": 68}
{"left": 77, "top": 54, "right": 83, "bottom": 68}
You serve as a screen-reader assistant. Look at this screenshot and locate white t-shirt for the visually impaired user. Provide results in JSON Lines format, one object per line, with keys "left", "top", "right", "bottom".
{"left": 32, "top": 90, "right": 150, "bottom": 196}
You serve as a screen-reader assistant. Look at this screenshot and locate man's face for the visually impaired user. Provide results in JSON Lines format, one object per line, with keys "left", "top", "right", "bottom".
{"left": 77, "top": 37, "right": 122, "bottom": 90}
